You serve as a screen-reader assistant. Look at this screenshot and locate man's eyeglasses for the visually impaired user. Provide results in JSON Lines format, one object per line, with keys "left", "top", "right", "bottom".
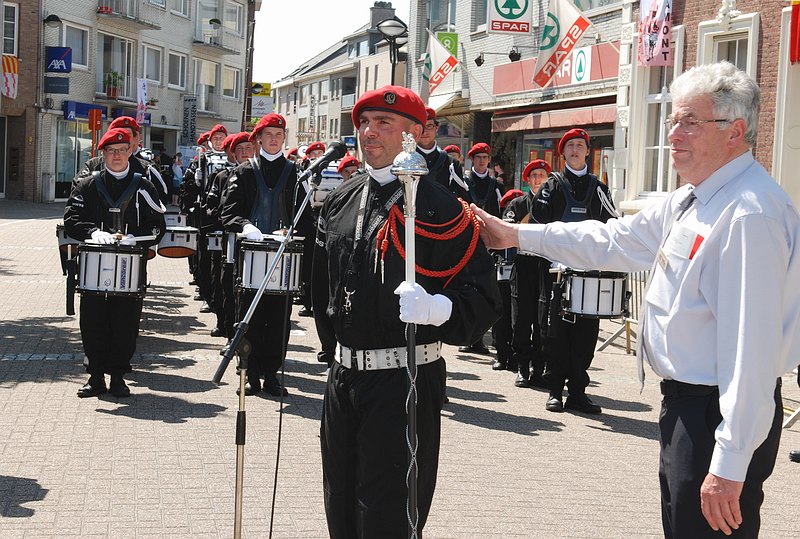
{"left": 102, "top": 147, "right": 130, "bottom": 156}
{"left": 423, "top": 123, "right": 438, "bottom": 131}
{"left": 665, "top": 116, "right": 731, "bottom": 132}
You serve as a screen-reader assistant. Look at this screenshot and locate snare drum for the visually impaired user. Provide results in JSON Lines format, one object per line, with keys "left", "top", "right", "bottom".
{"left": 77, "top": 243, "right": 144, "bottom": 297}
{"left": 158, "top": 226, "right": 199, "bottom": 258}
{"left": 562, "top": 270, "right": 628, "bottom": 319}
{"left": 238, "top": 236, "right": 304, "bottom": 294}
{"left": 147, "top": 245, "right": 157, "bottom": 260}
{"left": 56, "top": 223, "right": 80, "bottom": 253}
{"left": 165, "top": 211, "right": 187, "bottom": 227}
{"left": 207, "top": 231, "right": 223, "bottom": 251}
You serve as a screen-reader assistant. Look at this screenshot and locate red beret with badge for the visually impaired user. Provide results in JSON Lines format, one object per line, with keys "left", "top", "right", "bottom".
{"left": 425, "top": 107, "right": 437, "bottom": 122}
{"left": 467, "top": 142, "right": 491, "bottom": 158}
{"left": 352, "top": 85, "right": 427, "bottom": 128}
{"left": 337, "top": 155, "right": 360, "bottom": 174}
{"left": 500, "top": 189, "right": 524, "bottom": 210}
{"left": 109, "top": 116, "right": 140, "bottom": 132}
{"left": 523, "top": 159, "right": 553, "bottom": 180}
{"left": 221, "top": 133, "right": 237, "bottom": 151}
{"left": 250, "top": 113, "right": 287, "bottom": 141}
{"left": 558, "top": 128, "right": 590, "bottom": 155}
{"left": 287, "top": 147, "right": 298, "bottom": 157}
{"left": 197, "top": 132, "right": 210, "bottom": 145}
{"left": 209, "top": 123, "right": 228, "bottom": 137}
{"left": 307, "top": 141, "right": 326, "bottom": 154}
{"left": 443, "top": 144, "right": 461, "bottom": 155}
{"left": 228, "top": 132, "right": 251, "bottom": 151}
{"left": 98, "top": 128, "right": 132, "bottom": 151}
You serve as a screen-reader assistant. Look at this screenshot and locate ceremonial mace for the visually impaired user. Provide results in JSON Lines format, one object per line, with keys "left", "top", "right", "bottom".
{"left": 391, "top": 133, "right": 428, "bottom": 539}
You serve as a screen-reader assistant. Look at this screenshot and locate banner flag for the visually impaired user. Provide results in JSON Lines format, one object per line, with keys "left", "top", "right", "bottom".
{"left": 638, "top": 0, "right": 673, "bottom": 67}
{"left": 2, "top": 54, "right": 19, "bottom": 99}
{"left": 531, "top": 0, "right": 592, "bottom": 88}
{"left": 421, "top": 30, "right": 458, "bottom": 103}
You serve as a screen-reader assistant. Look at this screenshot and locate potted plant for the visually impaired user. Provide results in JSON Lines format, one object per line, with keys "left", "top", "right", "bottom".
{"left": 104, "top": 71, "right": 123, "bottom": 99}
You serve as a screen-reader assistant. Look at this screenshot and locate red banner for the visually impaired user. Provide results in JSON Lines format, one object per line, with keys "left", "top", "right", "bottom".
{"left": 791, "top": 0, "right": 800, "bottom": 64}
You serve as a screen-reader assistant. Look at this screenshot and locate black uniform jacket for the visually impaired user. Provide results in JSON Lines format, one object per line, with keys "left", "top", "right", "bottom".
{"left": 466, "top": 170, "right": 501, "bottom": 217}
{"left": 220, "top": 154, "right": 313, "bottom": 237}
{"left": 64, "top": 168, "right": 166, "bottom": 249}
{"left": 203, "top": 164, "right": 235, "bottom": 229}
{"left": 312, "top": 171, "right": 502, "bottom": 351}
{"left": 76, "top": 155, "right": 169, "bottom": 206}
{"left": 531, "top": 169, "right": 617, "bottom": 225}
{"left": 418, "top": 146, "right": 468, "bottom": 200}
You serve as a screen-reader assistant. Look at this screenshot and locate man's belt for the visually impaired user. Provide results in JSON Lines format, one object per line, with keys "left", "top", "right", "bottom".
{"left": 661, "top": 377, "right": 782, "bottom": 397}
{"left": 335, "top": 342, "right": 442, "bottom": 371}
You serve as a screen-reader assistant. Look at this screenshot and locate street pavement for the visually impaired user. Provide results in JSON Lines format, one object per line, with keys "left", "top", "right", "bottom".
{"left": 0, "top": 199, "right": 798, "bottom": 538}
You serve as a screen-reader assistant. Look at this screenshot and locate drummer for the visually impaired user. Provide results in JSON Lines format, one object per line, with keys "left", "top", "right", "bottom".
{"left": 220, "top": 113, "right": 313, "bottom": 396}
{"left": 64, "top": 128, "right": 166, "bottom": 398}
{"left": 531, "top": 129, "right": 617, "bottom": 414}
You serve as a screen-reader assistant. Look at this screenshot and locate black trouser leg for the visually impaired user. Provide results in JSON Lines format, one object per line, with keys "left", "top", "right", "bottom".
{"left": 209, "top": 251, "right": 224, "bottom": 328}
{"left": 240, "top": 291, "right": 292, "bottom": 378}
{"left": 659, "top": 384, "right": 783, "bottom": 538}
{"left": 564, "top": 317, "right": 599, "bottom": 396}
{"left": 222, "top": 263, "right": 236, "bottom": 338}
{"left": 321, "top": 360, "right": 445, "bottom": 539}
{"left": 197, "top": 237, "right": 212, "bottom": 302}
{"left": 80, "top": 295, "right": 139, "bottom": 376}
{"left": 492, "top": 281, "right": 513, "bottom": 365}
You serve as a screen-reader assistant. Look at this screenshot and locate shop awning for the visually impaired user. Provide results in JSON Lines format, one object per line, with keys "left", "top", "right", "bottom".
{"left": 492, "top": 103, "right": 618, "bottom": 132}
{"left": 428, "top": 92, "right": 460, "bottom": 113}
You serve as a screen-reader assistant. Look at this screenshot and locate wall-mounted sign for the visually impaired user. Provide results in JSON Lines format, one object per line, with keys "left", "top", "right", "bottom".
{"left": 45, "top": 47, "right": 72, "bottom": 73}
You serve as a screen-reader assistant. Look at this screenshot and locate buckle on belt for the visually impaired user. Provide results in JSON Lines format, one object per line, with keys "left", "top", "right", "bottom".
{"left": 350, "top": 347, "right": 359, "bottom": 371}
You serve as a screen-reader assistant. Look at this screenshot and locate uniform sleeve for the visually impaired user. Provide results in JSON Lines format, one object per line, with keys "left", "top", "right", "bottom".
{"left": 312, "top": 204, "right": 336, "bottom": 363}
{"left": 531, "top": 177, "right": 558, "bottom": 224}
{"left": 64, "top": 180, "right": 99, "bottom": 241}
{"left": 220, "top": 170, "right": 253, "bottom": 232}
{"left": 148, "top": 165, "right": 169, "bottom": 206}
{"left": 132, "top": 179, "right": 166, "bottom": 246}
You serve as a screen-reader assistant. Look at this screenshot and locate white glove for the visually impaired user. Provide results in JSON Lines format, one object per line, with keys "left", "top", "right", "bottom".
{"left": 394, "top": 282, "right": 453, "bottom": 327}
{"left": 550, "top": 262, "right": 568, "bottom": 272}
{"left": 242, "top": 223, "right": 262, "bottom": 241}
{"left": 119, "top": 234, "right": 136, "bottom": 246}
{"left": 90, "top": 230, "right": 115, "bottom": 244}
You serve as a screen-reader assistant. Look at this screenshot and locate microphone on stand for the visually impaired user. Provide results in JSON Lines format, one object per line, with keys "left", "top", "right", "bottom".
{"left": 299, "top": 141, "right": 348, "bottom": 186}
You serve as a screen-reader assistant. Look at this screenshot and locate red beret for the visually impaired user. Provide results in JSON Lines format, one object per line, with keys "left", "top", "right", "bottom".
{"left": 468, "top": 142, "right": 491, "bottom": 158}
{"left": 287, "top": 147, "right": 298, "bottom": 157}
{"left": 250, "top": 113, "right": 287, "bottom": 140}
{"left": 229, "top": 132, "right": 251, "bottom": 150}
{"left": 209, "top": 124, "right": 228, "bottom": 137}
{"left": 558, "top": 128, "right": 590, "bottom": 155}
{"left": 352, "top": 85, "right": 427, "bottom": 128}
{"left": 500, "top": 189, "right": 524, "bottom": 209}
{"left": 523, "top": 159, "right": 553, "bottom": 180}
{"left": 425, "top": 107, "right": 436, "bottom": 121}
{"left": 98, "top": 128, "right": 131, "bottom": 151}
{"left": 221, "top": 133, "right": 237, "bottom": 151}
{"left": 443, "top": 144, "right": 461, "bottom": 155}
{"left": 307, "top": 141, "right": 326, "bottom": 154}
{"left": 337, "top": 155, "right": 360, "bottom": 174}
{"left": 197, "top": 132, "right": 210, "bottom": 145}
{"left": 109, "top": 116, "right": 140, "bottom": 132}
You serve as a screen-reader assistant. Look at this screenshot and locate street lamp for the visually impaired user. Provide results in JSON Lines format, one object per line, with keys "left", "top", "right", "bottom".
{"left": 376, "top": 17, "right": 408, "bottom": 86}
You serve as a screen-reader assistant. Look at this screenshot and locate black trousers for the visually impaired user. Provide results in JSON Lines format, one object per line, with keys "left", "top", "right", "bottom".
{"left": 491, "top": 280, "right": 513, "bottom": 363}
{"left": 196, "top": 234, "right": 212, "bottom": 302}
{"left": 510, "top": 255, "right": 544, "bottom": 377}
{"left": 209, "top": 250, "right": 224, "bottom": 329}
{"left": 221, "top": 262, "right": 237, "bottom": 338}
{"left": 659, "top": 382, "right": 783, "bottom": 538}
{"left": 321, "top": 359, "right": 446, "bottom": 539}
{"left": 237, "top": 290, "right": 291, "bottom": 378}
{"left": 300, "top": 232, "right": 315, "bottom": 310}
{"left": 80, "top": 294, "right": 140, "bottom": 377}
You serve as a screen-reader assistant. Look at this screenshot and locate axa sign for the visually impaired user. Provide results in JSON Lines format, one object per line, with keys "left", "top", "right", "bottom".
{"left": 488, "top": 0, "right": 533, "bottom": 35}
{"left": 45, "top": 47, "right": 72, "bottom": 73}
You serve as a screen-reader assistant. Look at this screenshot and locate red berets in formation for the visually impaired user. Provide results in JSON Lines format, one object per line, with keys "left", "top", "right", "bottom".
{"left": 443, "top": 144, "right": 461, "bottom": 155}
{"left": 109, "top": 116, "right": 140, "bottom": 132}
{"left": 306, "top": 141, "right": 326, "bottom": 154}
{"left": 98, "top": 128, "right": 131, "bottom": 150}
{"left": 468, "top": 142, "right": 491, "bottom": 158}
{"left": 337, "top": 155, "right": 360, "bottom": 174}
{"left": 228, "top": 132, "right": 251, "bottom": 151}
{"left": 352, "top": 85, "right": 427, "bottom": 128}
{"left": 250, "top": 113, "right": 287, "bottom": 140}
{"left": 209, "top": 123, "right": 228, "bottom": 137}
{"left": 558, "top": 128, "right": 590, "bottom": 155}
{"left": 522, "top": 159, "right": 553, "bottom": 179}
{"left": 500, "top": 189, "right": 525, "bottom": 209}
{"left": 197, "top": 132, "right": 210, "bottom": 145}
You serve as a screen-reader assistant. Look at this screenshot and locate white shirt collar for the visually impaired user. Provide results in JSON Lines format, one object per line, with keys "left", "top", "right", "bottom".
{"left": 106, "top": 164, "right": 130, "bottom": 179}
{"left": 260, "top": 148, "right": 282, "bottom": 161}
{"left": 472, "top": 168, "right": 489, "bottom": 179}
{"left": 565, "top": 163, "right": 588, "bottom": 176}
{"left": 366, "top": 163, "right": 396, "bottom": 186}
{"left": 418, "top": 144, "right": 438, "bottom": 155}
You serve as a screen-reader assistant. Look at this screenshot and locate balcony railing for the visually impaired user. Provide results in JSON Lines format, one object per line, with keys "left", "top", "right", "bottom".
{"left": 192, "top": 30, "right": 241, "bottom": 55}
{"left": 97, "top": 0, "right": 160, "bottom": 30}
{"left": 341, "top": 93, "right": 356, "bottom": 109}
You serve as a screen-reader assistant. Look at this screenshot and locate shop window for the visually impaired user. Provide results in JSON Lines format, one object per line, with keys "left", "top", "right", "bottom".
{"left": 55, "top": 120, "right": 92, "bottom": 199}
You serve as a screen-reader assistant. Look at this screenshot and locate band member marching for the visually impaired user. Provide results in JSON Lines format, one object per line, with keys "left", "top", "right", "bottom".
{"left": 312, "top": 85, "right": 500, "bottom": 538}
{"left": 336, "top": 155, "right": 361, "bottom": 182}
{"left": 64, "top": 128, "right": 166, "bottom": 398}
{"left": 220, "top": 113, "right": 313, "bottom": 396}
{"left": 416, "top": 107, "right": 468, "bottom": 199}
{"left": 533, "top": 129, "right": 618, "bottom": 414}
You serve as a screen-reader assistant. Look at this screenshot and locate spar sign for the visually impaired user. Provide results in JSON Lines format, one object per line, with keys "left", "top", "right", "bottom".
{"left": 531, "top": 0, "right": 592, "bottom": 87}
{"left": 489, "top": 0, "right": 533, "bottom": 35}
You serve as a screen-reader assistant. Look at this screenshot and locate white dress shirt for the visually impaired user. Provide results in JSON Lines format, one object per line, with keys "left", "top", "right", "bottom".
{"left": 517, "top": 151, "right": 800, "bottom": 481}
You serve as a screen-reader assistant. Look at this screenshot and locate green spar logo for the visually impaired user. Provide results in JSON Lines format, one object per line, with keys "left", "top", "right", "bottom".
{"left": 540, "top": 12, "right": 560, "bottom": 50}
{"left": 494, "top": 0, "right": 529, "bottom": 20}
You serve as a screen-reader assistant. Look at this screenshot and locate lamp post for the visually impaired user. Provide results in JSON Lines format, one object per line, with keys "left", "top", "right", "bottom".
{"left": 376, "top": 17, "right": 408, "bottom": 86}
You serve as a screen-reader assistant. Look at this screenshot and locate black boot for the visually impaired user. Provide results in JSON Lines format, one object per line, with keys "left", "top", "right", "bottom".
{"left": 77, "top": 375, "right": 107, "bottom": 398}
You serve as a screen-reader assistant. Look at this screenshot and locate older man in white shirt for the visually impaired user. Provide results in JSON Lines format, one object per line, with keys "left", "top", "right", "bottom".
{"left": 472, "top": 62, "right": 800, "bottom": 538}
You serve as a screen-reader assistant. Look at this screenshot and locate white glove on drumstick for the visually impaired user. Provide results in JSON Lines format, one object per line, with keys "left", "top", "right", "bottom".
{"left": 242, "top": 223, "right": 263, "bottom": 241}
{"left": 394, "top": 282, "right": 453, "bottom": 327}
{"left": 90, "top": 230, "right": 115, "bottom": 244}
{"left": 119, "top": 234, "right": 136, "bottom": 246}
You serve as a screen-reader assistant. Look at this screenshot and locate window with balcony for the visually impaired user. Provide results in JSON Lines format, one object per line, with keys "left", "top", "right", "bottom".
{"left": 168, "top": 52, "right": 187, "bottom": 88}
{"left": 3, "top": 3, "right": 18, "bottom": 56}
{"left": 174, "top": 0, "right": 190, "bottom": 16}
{"left": 224, "top": 1, "right": 243, "bottom": 35}
{"left": 196, "top": 0, "right": 219, "bottom": 44}
{"left": 194, "top": 58, "right": 219, "bottom": 111}
{"left": 144, "top": 45, "right": 162, "bottom": 83}
{"left": 97, "top": 33, "right": 133, "bottom": 97}
{"left": 223, "top": 66, "right": 241, "bottom": 99}
{"left": 64, "top": 24, "right": 89, "bottom": 68}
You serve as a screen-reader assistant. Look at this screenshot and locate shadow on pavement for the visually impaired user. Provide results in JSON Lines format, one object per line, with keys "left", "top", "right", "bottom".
{"left": 96, "top": 392, "right": 226, "bottom": 423}
{"left": 0, "top": 475, "right": 49, "bottom": 517}
{"left": 0, "top": 255, "right": 22, "bottom": 276}
{"left": 585, "top": 412, "right": 660, "bottom": 441}
{"left": 0, "top": 316, "right": 81, "bottom": 355}
{"left": 442, "top": 400, "right": 564, "bottom": 436}
{"left": 128, "top": 365, "right": 218, "bottom": 394}
{"left": 446, "top": 385, "right": 508, "bottom": 403}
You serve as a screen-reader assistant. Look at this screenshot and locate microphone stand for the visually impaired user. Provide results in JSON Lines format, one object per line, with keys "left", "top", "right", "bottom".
{"left": 391, "top": 134, "right": 428, "bottom": 539}
{"left": 212, "top": 143, "right": 344, "bottom": 539}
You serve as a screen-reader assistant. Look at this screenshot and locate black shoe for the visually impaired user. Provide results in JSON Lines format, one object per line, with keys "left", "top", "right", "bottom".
{"left": 491, "top": 359, "right": 506, "bottom": 371}
{"left": 528, "top": 374, "right": 549, "bottom": 390}
{"left": 77, "top": 381, "right": 107, "bottom": 398}
{"left": 189, "top": 279, "right": 197, "bottom": 286}
{"left": 505, "top": 362, "right": 517, "bottom": 372}
{"left": 457, "top": 345, "right": 472, "bottom": 353}
{"left": 790, "top": 450, "right": 800, "bottom": 463}
{"left": 109, "top": 379, "right": 131, "bottom": 398}
{"left": 236, "top": 380, "right": 260, "bottom": 396}
{"left": 193, "top": 294, "right": 203, "bottom": 301}
{"left": 199, "top": 302, "right": 212, "bottom": 313}
{"left": 545, "top": 395, "right": 564, "bottom": 412}
{"left": 565, "top": 394, "right": 602, "bottom": 414}
{"left": 210, "top": 327, "right": 225, "bottom": 337}
{"left": 470, "top": 342, "right": 491, "bottom": 355}
{"left": 514, "top": 373, "right": 532, "bottom": 388}
{"left": 263, "top": 374, "right": 289, "bottom": 397}
{"left": 297, "top": 307, "right": 313, "bottom": 317}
